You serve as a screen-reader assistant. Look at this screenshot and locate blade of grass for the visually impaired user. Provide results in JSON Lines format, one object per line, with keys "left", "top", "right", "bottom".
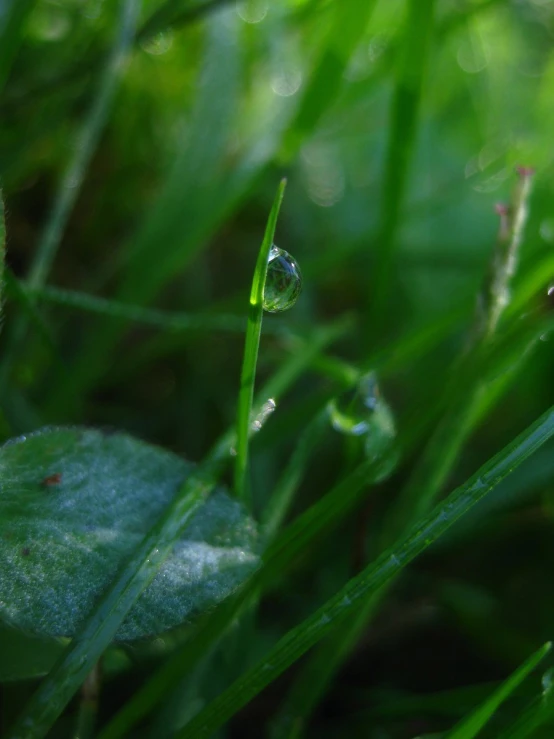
{"left": 234, "top": 179, "right": 287, "bottom": 504}
{"left": 271, "top": 278, "right": 551, "bottom": 737}
{"left": 282, "top": 0, "right": 378, "bottom": 158}
{"left": 261, "top": 407, "right": 329, "bottom": 541}
{"left": 3, "top": 270, "right": 67, "bottom": 378}
{"left": 497, "top": 687, "right": 554, "bottom": 739}
{"left": 0, "top": 0, "right": 139, "bottom": 395}
{"left": 28, "top": 0, "right": 139, "bottom": 292}
{"left": 0, "top": 0, "right": 37, "bottom": 94}
{"left": 445, "top": 642, "right": 552, "bottom": 739}
{"left": 99, "top": 451, "right": 379, "bottom": 739}
{"left": 389, "top": 169, "right": 535, "bottom": 534}
{"left": 29, "top": 283, "right": 251, "bottom": 334}
{"left": 176, "top": 403, "right": 554, "bottom": 738}
{"left": 370, "top": 0, "right": 436, "bottom": 330}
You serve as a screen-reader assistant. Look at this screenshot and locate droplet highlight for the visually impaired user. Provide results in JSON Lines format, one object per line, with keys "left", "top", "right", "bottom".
{"left": 328, "top": 372, "right": 398, "bottom": 481}
{"left": 263, "top": 245, "right": 302, "bottom": 313}
{"left": 251, "top": 398, "right": 276, "bottom": 432}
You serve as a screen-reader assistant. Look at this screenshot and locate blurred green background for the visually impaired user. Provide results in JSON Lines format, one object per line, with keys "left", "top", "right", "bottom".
{"left": 2, "top": 0, "right": 554, "bottom": 736}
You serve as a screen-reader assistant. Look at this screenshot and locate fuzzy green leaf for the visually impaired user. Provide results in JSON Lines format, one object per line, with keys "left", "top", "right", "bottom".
{"left": 0, "top": 428, "right": 259, "bottom": 642}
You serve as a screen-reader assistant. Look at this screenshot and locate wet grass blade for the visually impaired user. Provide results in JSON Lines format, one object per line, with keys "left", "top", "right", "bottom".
{"left": 497, "top": 689, "right": 554, "bottom": 739}
{"left": 234, "top": 179, "right": 287, "bottom": 504}
{"left": 99, "top": 453, "right": 379, "bottom": 739}
{"left": 176, "top": 403, "right": 554, "bottom": 738}
{"left": 29, "top": 283, "right": 249, "bottom": 334}
{"left": 445, "top": 642, "right": 552, "bottom": 739}
{"left": 371, "top": 0, "right": 436, "bottom": 327}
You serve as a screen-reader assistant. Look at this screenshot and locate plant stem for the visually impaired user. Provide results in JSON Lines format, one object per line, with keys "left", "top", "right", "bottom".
{"left": 74, "top": 662, "right": 101, "bottom": 739}
{"left": 234, "top": 179, "right": 287, "bottom": 504}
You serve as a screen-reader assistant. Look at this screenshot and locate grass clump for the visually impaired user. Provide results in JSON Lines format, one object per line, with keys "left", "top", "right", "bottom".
{"left": 1, "top": 1, "right": 554, "bottom": 738}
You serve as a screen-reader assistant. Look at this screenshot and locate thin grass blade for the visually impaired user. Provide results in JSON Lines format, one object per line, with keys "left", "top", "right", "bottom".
{"left": 370, "top": 0, "right": 436, "bottom": 327}
{"left": 445, "top": 642, "right": 552, "bottom": 739}
{"left": 99, "top": 452, "right": 379, "bottom": 739}
{"left": 176, "top": 404, "right": 554, "bottom": 738}
{"left": 234, "top": 179, "right": 287, "bottom": 503}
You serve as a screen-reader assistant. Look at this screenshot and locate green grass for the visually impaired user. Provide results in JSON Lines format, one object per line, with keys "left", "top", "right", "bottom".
{"left": 2, "top": 1, "right": 554, "bottom": 737}
{"left": 234, "top": 178, "right": 287, "bottom": 504}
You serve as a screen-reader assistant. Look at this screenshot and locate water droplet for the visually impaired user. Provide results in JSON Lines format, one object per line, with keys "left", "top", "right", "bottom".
{"left": 263, "top": 245, "right": 302, "bottom": 313}
{"left": 543, "top": 667, "right": 554, "bottom": 697}
{"left": 328, "top": 373, "right": 398, "bottom": 481}
{"left": 236, "top": 0, "right": 268, "bottom": 24}
{"left": 328, "top": 373, "right": 380, "bottom": 437}
{"left": 141, "top": 30, "right": 174, "bottom": 55}
{"left": 271, "top": 66, "right": 302, "bottom": 97}
{"left": 251, "top": 398, "right": 276, "bottom": 432}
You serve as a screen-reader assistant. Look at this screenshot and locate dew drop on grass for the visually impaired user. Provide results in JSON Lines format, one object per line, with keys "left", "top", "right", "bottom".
{"left": 542, "top": 667, "right": 554, "bottom": 697}
{"left": 328, "top": 373, "right": 398, "bottom": 481}
{"left": 140, "top": 30, "right": 174, "bottom": 55}
{"left": 263, "top": 245, "right": 302, "bottom": 313}
{"left": 251, "top": 398, "right": 276, "bottom": 432}
{"left": 329, "top": 373, "right": 380, "bottom": 437}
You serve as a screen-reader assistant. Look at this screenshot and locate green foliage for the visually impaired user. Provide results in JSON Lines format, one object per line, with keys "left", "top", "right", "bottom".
{"left": 1, "top": 0, "right": 554, "bottom": 737}
{"left": 0, "top": 427, "right": 259, "bottom": 643}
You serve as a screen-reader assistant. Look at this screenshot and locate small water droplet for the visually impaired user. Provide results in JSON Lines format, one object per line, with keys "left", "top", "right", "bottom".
{"left": 543, "top": 668, "right": 554, "bottom": 697}
{"left": 328, "top": 373, "right": 380, "bottom": 437}
{"left": 236, "top": 0, "right": 268, "bottom": 24}
{"left": 329, "top": 373, "right": 398, "bottom": 481}
{"left": 251, "top": 398, "right": 276, "bottom": 432}
{"left": 541, "top": 219, "right": 554, "bottom": 243}
{"left": 263, "top": 245, "right": 302, "bottom": 313}
{"left": 271, "top": 65, "right": 302, "bottom": 97}
{"left": 140, "top": 30, "right": 174, "bottom": 55}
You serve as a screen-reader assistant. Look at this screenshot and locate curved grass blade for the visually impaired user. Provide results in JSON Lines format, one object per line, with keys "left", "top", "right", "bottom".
{"left": 497, "top": 684, "right": 554, "bottom": 739}
{"left": 98, "top": 452, "right": 379, "bottom": 739}
{"left": 445, "top": 642, "right": 552, "bottom": 739}
{"left": 234, "top": 179, "right": 286, "bottom": 503}
{"left": 370, "top": 0, "right": 436, "bottom": 327}
{"left": 0, "top": 0, "right": 140, "bottom": 395}
{"left": 176, "top": 404, "right": 554, "bottom": 738}
{"left": 29, "top": 283, "right": 250, "bottom": 334}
